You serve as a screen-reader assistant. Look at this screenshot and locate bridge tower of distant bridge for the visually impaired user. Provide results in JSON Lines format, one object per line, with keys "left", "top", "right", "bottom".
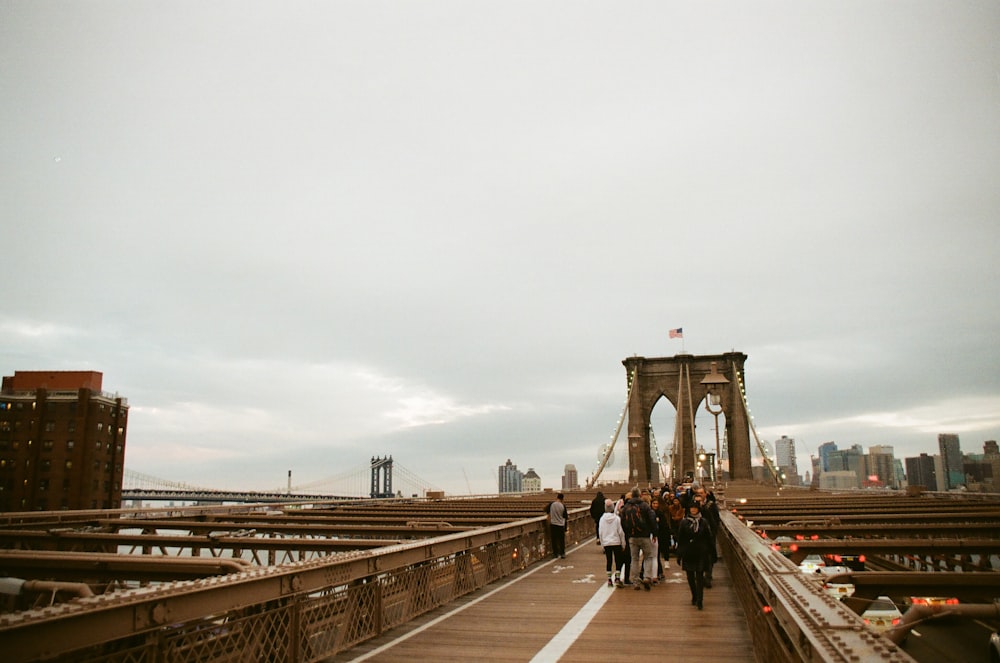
{"left": 623, "top": 352, "right": 754, "bottom": 484}
{"left": 370, "top": 456, "right": 394, "bottom": 498}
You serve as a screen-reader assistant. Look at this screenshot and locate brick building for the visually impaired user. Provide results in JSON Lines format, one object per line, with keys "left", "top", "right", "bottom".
{"left": 0, "top": 371, "right": 128, "bottom": 511}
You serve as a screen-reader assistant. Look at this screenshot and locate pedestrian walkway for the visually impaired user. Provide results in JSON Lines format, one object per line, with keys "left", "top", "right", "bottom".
{"left": 338, "top": 538, "right": 758, "bottom": 662}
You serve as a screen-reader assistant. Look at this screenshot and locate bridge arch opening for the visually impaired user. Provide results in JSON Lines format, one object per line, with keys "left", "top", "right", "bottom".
{"left": 623, "top": 352, "right": 752, "bottom": 485}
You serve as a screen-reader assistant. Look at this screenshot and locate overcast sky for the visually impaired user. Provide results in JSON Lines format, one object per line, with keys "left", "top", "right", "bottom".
{"left": 3, "top": 2, "right": 998, "bottom": 496}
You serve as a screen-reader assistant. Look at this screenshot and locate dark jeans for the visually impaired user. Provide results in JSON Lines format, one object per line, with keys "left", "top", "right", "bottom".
{"left": 603, "top": 545, "right": 625, "bottom": 577}
{"left": 551, "top": 524, "right": 566, "bottom": 557}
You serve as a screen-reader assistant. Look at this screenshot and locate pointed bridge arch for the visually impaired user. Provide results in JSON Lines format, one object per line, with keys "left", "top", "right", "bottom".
{"left": 622, "top": 352, "right": 752, "bottom": 484}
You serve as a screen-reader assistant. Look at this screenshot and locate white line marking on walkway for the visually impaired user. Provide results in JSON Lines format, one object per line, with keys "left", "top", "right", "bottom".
{"left": 529, "top": 581, "right": 613, "bottom": 663}
{"left": 348, "top": 540, "right": 593, "bottom": 661}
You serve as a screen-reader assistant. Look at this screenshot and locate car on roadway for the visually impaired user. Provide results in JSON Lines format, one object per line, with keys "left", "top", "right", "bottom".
{"left": 861, "top": 595, "right": 903, "bottom": 635}
{"left": 798, "top": 554, "right": 825, "bottom": 574}
{"left": 989, "top": 630, "right": 999, "bottom": 663}
{"left": 813, "top": 565, "right": 855, "bottom": 599}
{"left": 907, "top": 596, "right": 959, "bottom": 607}
{"left": 824, "top": 553, "right": 866, "bottom": 571}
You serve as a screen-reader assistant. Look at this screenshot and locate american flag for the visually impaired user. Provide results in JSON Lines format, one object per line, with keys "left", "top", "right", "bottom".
{"left": 669, "top": 328, "right": 683, "bottom": 339}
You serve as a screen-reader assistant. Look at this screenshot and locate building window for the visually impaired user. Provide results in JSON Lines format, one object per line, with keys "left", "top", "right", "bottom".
{"left": 39, "top": 479, "right": 49, "bottom": 491}
{"left": 43, "top": 440, "right": 53, "bottom": 451}
{"left": 67, "top": 440, "right": 74, "bottom": 450}
{"left": 65, "top": 460, "right": 72, "bottom": 470}
{"left": 44, "top": 421, "right": 55, "bottom": 432}
{"left": 41, "top": 459, "right": 51, "bottom": 471}
{"left": 97, "top": 423, "right": 103, "bottom": 432}
{"left": 68, "top": 420, "right": 76, "bottom": 432}
{"left": 95, "top": 441, "right": 102, "bottom": 450}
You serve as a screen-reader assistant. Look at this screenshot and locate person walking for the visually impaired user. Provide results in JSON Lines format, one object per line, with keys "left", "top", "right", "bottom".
{"left": 598, "top": 499, "right": 627, "bottom": 587}
{"left": 694, "top": 486, "right": 721, "bottom": 587}
{"left": 677, "top": 501, "right": 715, "bottom": 610}
{"left": 549, "top": 493, "right": 567, "bottom": 559}
{"left": 589, "top": 491, "right": 606, "bottom": 544}
{"left": 652, "top": 496, "right": 672, "bottom": 575}
{"left": 621, "top": 488, "right": 657, "bottom": 591}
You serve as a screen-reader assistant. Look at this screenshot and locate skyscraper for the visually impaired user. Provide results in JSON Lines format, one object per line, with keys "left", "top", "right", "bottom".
{"left": 867, "top": 445, "right": 897, "bottom": 489}
{"left": 0, "top": 371, "right": 128, "bottom": 511}
{"left": 498, "top": 459, "right": 523, "bottom": 493}
{"left": 775, "top": 435, "right": 799, "bottom": 485}
{"left": 818, "top": 441, "right": 838, "bottom": 473}
{"left": 938, "top": 434, "right": 963, "bottom": 490}
{"left": 905, "top": 453, "right": 937, "bottom": 491}
{"left": 562, "top": 464, "right": 579, "bottom": 491}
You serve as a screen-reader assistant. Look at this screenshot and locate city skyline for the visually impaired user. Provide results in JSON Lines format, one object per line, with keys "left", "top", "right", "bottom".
{"left": 3, "top": 3, "right": 999, "bottom": 495}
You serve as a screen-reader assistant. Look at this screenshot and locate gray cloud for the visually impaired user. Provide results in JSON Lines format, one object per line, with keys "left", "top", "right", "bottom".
{"left": 3, "top": 2, "right": 998, "bottom": 493}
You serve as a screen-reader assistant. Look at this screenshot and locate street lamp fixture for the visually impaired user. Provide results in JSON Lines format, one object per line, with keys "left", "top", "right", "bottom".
{"left": 700, "top": 362, "right": 730, "bottom": 484}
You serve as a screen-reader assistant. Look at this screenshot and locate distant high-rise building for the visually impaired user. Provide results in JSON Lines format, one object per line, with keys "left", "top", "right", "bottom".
{"left": 905, "top": 453, "right": 937, "bottom": 491}
{"left": 562, "top": 464, "right": 579, "bottom": 491}
{"left": 817, "top": 441, "right": 838, "bottom": 473}
{"left": 984, "top": 441, "right": 999, "bottom": 458}
{"left": 828, "top": 446, "right": 865, "bottom": 488}
{"left": 867, "top": 445, "right": 897, "bottom": 489}
{"left": 498, "top": 459, "right": 523, "bottom": 493}
{"left": 522, "top": 468, "right": 541, "bottom": 493}
{"left": 0, "top": 371, "right": 128, "bottom": 511}
{"left": 775, "top": 435, "right": 799, "bottom": 485}
{"left": 938, "top": 434, "right": 963, "bottom": 490}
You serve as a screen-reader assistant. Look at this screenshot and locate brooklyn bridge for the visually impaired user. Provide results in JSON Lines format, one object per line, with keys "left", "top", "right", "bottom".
{"left": 2, "top": 354, "right": 999, "bottom": 662}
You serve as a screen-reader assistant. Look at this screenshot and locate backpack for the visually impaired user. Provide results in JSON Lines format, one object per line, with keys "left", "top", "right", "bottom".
{"left": 621, "top": 502, "right": 645, "bottom": 537}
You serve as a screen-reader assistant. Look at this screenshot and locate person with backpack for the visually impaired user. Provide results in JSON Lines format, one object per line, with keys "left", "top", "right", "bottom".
{"left": 620, "top": 488, "right": 657, "bottom": 591}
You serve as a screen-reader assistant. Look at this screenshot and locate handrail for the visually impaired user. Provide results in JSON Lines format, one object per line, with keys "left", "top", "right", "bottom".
{"left": 0, "top": 508, "right": 593, "bottom": 662}
{"left": 720, "top": 509, "right": 915, "bottom": 662}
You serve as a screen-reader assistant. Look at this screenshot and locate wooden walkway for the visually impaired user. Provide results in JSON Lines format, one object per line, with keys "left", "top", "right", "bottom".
{"left": 337, "top": 537, "right": 758, "bottom": 663}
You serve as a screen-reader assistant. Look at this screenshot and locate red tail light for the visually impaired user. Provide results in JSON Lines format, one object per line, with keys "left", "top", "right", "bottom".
{"left": 762, "top": 605, "right": 772, "bottom": 614}
{"left": 794, "top": 534, "right": 804, "bottom": 540}
{"left": 790, "top": 543, "right": 798, "bottom": 552}
{"left": 858, "top": 555, "right": 866, "bottom": 563}
{"left": 946, "top": 598, "right": 959, "bottom": 605}
{"left": 810, "top": 534, "right": 819, "bottom": 540}
{"left": 891, "top": 618, "right": 901, "bottom": 626}
{"left": 771, "top": 544, "right": 779, "bottom": 551}
{"left": 832, "top": 554, "right": 842, "bottom": 562}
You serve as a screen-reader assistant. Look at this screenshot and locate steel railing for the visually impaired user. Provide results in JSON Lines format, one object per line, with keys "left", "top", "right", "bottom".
{"left": 1, "top": 509, "right": 592, "bottom": 662}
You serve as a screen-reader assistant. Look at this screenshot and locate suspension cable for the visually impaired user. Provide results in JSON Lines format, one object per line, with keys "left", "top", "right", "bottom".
{"left": 588, "top": 367, "right": 636, "bottom": 487}
{"left": 731, "top": 360, "right": 781, "bottom": 486}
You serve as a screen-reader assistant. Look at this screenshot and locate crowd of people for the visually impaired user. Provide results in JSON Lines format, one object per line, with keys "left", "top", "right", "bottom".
{"left": 586, "top": 482, "right": 721, "bottom": 610}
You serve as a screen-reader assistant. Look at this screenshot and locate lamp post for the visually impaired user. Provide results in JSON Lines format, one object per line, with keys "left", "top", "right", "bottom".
{"left": 700, "top": 362, "right": 729, "bottom": 484}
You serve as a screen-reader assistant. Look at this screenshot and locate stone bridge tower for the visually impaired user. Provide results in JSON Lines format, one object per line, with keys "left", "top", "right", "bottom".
{"left": 622, "top": 352, "right": 752, "bottom": 484}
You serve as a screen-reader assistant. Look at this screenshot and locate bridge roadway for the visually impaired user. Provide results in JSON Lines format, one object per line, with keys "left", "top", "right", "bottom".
{"left": 337, "top": 536, "right": 754, "bottom": 662}
{"left": 1, "top": 482, "right": 997, "bottom": 662}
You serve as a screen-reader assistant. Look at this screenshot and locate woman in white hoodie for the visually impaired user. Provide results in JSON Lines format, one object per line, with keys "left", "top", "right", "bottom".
{"left": 598, "top": 499, "right": 627, "bottom": 587}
